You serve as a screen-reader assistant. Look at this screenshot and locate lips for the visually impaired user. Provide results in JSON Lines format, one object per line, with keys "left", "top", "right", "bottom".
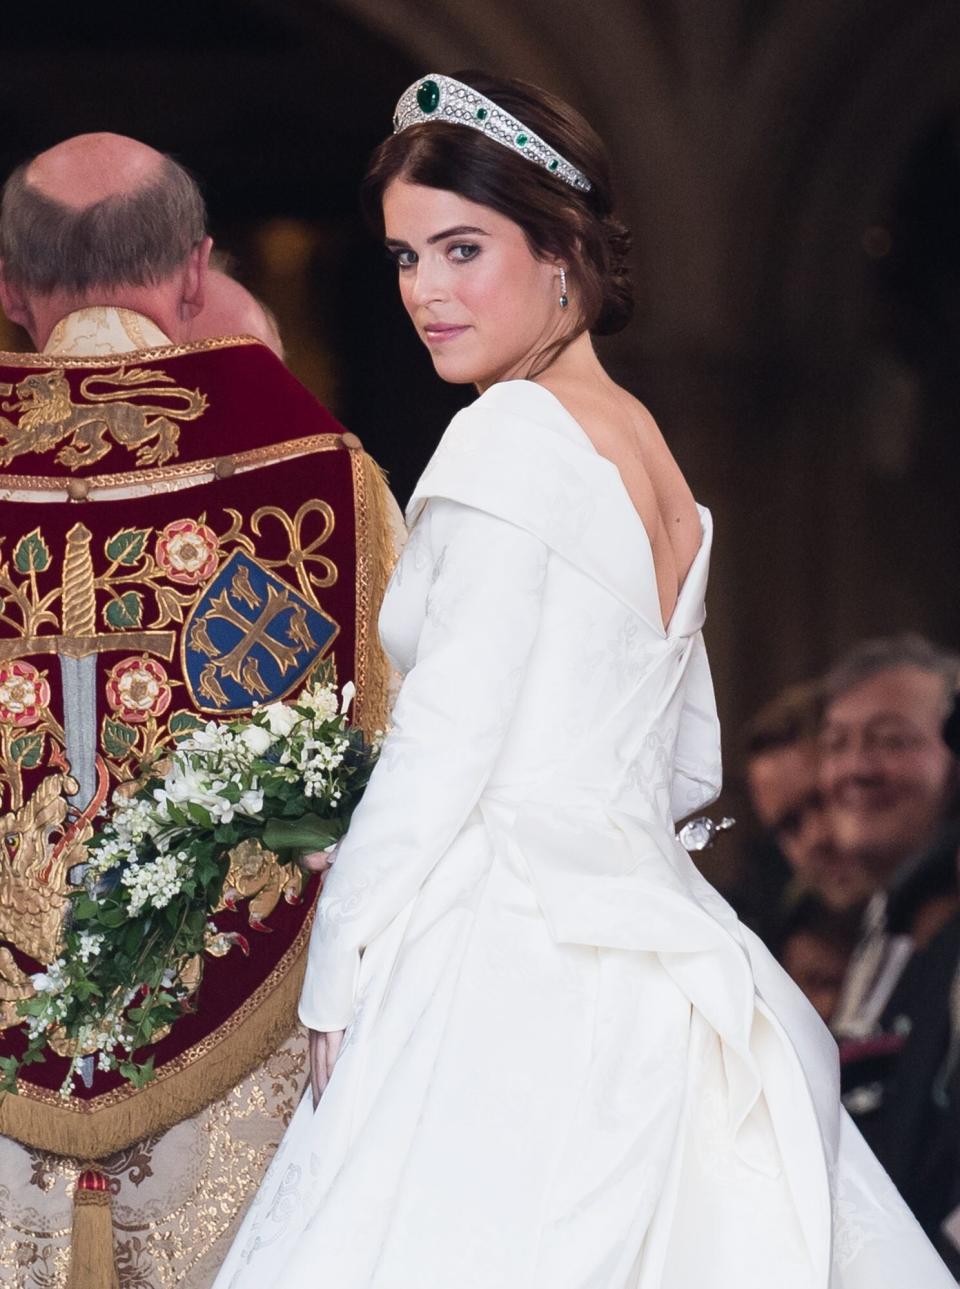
{"left": 423, "top": 323, "right": 470, "bottom": 345}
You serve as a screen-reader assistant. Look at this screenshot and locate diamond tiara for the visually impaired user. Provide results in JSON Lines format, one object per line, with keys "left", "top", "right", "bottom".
{"left": 392, "top": 75, "right": 593, "bottom": 194}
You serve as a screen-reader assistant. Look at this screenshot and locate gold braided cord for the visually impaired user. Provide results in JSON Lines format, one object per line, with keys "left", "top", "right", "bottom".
{"left": 0, "top": 432, "right": 343, "bottom": 497}
{"left": 0, "top": 335, "right": 262, "bottom": 369}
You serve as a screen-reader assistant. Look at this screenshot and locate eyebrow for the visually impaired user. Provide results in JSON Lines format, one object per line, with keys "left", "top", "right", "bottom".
{"left": 385, "top": 225, "right": 490, "bottom": 248}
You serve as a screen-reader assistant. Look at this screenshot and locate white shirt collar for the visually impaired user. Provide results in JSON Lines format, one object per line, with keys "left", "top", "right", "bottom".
{"left": 43, "top": 307, "right": 171, "bottom": 356}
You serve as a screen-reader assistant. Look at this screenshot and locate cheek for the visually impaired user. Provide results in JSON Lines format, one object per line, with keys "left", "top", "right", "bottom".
{"left": 466, "top": 252, "right": 549, "bottom": 330}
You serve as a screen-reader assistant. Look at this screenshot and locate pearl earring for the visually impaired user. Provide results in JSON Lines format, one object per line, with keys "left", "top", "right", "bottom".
{"left": 559, "top": 267, "right": 568, "bottom": 309}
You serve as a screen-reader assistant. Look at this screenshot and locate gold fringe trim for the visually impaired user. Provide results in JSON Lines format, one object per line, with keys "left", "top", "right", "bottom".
{"left": 0, "top": 935, "right": 309, "bottom": 1159}
{"left": 352, "top": 447, "right": 398, "bottom": 740}
{"left": 67, "top": 1175, "right": 119, "bottom": 1289}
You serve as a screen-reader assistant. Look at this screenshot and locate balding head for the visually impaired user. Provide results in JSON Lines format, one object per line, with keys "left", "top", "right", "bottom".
{"left": 186, "top": 269, "right": 284, "bottom": 359}
{"left": 26, "top": 132, "right": 167, "bottom": 211}
{"left": 0, "top": 133, "right": 210, "bottom": 346}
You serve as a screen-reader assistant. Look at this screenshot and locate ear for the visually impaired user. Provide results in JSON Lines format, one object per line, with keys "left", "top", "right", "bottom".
{"left": 180, "top": 236, "right": 213, "bottom": 320}
{"left": 0, "top": 261, "right": 32, "bottom": 329}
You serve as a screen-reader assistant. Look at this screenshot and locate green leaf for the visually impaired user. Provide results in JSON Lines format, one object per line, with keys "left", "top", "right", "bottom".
{"left": 169, "top": 711, "right": 205, "bottom": 740}
{"left": 119, "top": 1056, "right": 156, "bottom": 1088}
{"left": 262, "top": 813, "right": 340, "bottom": 856}
{"left": 70, "top": 895, "right": 100, "bottom": 922}
{"left": 102, "top": 718, "right": 137, "bottom": 760}
{"left": 13, "top": 527, "right": 51, "bottom": 574}
{"left": 105, "top": 527, "right": 150, "bottom": 566}
{"left": 105, "top": 591, "right": 143, "bottom": 629}
{"left": 10, "top": 731, "right": 43, "bottom": 769}
{"left": 97, "top": 905, "right": 128, "bottom": 929}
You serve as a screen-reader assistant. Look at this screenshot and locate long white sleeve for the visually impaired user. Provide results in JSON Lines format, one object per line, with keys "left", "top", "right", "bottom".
{"left": 299, "top": 497, "right": 548, "bottom": 1031}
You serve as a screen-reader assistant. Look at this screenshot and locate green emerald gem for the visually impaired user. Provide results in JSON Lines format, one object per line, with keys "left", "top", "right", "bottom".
{"left": 417, "top": 80, "right": 440, "bottom": 114}
{"left": 475, "top": 106, "right": 488, "bottom": 121}
{"left": 515, "top": 132, "right": 529, "bottom": 147}
{"left": 549, "top": 158, "right": 559, "bottom": 171}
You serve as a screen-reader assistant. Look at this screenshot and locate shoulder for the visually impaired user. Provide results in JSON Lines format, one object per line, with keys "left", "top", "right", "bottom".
{"left": 448, "top": 379, "right": 587, "bottom": 449}
{"left": 407, "top": 381, "right": 590, "bottom": 522}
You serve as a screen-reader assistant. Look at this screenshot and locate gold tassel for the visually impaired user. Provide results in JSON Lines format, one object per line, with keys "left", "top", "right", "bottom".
{"left": 350, "top": 443, "right": 399, "bottom": 740}
{"left": 67, "top": 1168, "right": 119, "bottom": 1289}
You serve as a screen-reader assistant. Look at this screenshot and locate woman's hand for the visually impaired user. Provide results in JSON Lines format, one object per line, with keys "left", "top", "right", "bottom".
{"left": 309, "top": 1028, "right": 345, "bottom": 1107}
{"left": 299, "top": 843, "right": 340, "bottom": 876}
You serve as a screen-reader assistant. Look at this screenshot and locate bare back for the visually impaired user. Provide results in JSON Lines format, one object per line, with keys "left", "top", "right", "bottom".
{"left": 534, "top": 375, "right": 701, "bottom": 631}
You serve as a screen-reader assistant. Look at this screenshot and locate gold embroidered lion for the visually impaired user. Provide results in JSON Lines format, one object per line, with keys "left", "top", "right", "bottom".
{"left": 0, "top": 366, "right": 208, "bottom": 469}
{"left": 0, "top": 772, "right": 89, "bottom": 999}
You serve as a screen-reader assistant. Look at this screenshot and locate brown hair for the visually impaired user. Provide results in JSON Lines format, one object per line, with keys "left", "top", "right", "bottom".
{"left": 0, "top": 154, "right": 206, "bottom": 295}
{"left": 361, "top": 71, "right": 633, "bottom": 364}
{"left": 743, "top": 680, "right": 825, "bottom": 759}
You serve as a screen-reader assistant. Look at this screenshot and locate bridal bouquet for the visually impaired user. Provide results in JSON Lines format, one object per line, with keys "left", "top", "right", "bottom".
{"left": 1, "top": 674, "right": 378, "bottom": 1098}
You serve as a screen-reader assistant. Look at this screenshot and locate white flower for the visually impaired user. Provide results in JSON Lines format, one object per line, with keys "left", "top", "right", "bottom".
{"left": 262, "top": 702, "right": 300, "bottom": 737}
{"left": 76, "top": 932, "right": 104, "bottom": 964}
{"left": 340, "top": 680, "right": 356, "bottom": 716}
{"left": 237, "top": 787, "right": 264, "bottom": 816}
{"left": 299, "top": 685, "right": 339, "bottom": 723}
{"left": 30, "top": 958, "right": 67, "bottom": 994}
{"left": 121, "top": 850, "right": 185, "bottom": 915}
{"left": 239, "top": 724, "right": 275, "bottom": 757}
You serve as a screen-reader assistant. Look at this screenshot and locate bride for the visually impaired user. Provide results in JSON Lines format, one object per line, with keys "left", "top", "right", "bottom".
{"left": 215, "top": 73, "right": 954, "bottom": 1287}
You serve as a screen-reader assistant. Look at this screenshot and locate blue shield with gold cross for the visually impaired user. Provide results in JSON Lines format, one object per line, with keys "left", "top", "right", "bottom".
{"left": 183, "top": 550, "right": 338, "bottom": 713}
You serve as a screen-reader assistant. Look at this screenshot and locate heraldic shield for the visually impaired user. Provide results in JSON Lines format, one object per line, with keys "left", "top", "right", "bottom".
{"left": 0, "top": 338, "right": 395, "bottom": 1163}
{"left": 184, "top": 550, "right": 340, "bottom": 714}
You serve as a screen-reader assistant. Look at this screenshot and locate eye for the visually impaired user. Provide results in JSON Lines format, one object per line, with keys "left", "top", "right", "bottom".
{"left": 388, "top": 248, "right": 418, "bottom": 270}
{"left": 449, "top": 243, "right": 480, "bottom": 262}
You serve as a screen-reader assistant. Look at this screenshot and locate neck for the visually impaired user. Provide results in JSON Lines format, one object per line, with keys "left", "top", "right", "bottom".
{"left": 479, "top": 328, "right": 608, "bottom": 395}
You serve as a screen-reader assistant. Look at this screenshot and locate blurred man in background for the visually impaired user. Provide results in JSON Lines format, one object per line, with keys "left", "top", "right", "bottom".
{"left": 840, "top": 690, "right": 960, "bottom": 1273}
{"left": 820, "top": 634, "right": 960, "bottom": 1040}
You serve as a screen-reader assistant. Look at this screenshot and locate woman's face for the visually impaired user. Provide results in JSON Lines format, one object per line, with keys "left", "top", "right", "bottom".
{"left": 382, "top": 179, "right": 567, "bottom": 389}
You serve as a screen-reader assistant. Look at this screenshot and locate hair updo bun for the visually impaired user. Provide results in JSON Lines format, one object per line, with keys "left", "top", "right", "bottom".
{"left": 362, "top": 71, "right": 634, "bottom": 343}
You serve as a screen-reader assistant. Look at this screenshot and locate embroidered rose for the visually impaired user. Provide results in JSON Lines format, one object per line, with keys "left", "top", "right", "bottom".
{"left": 106, "top": 657, "right": 172, "bottom": 724}
{"left": 0, "top": 661, "right": 51, "bottom": 727}
{"left": 155, "top": 519, "right": 219, "bottom": 586}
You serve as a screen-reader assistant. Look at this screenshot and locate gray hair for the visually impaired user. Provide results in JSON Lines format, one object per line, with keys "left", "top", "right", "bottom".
{"left": 823, "top": 633, "right": 960, "bottom": 714}
{"left": 0, "top": 154, "right": 206, "bottom": 294}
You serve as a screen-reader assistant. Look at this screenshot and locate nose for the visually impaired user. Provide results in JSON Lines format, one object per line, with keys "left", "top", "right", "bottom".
{"left": 823, "top": 737, "right": 883, "bottom": 797}
{"left": 408, "top": 256, "right": 449, "bottom": 310}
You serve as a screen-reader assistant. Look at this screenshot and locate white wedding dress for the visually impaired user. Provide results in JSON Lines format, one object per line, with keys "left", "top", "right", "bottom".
{"left": 215, "top": 380, "right": 954, "bottom": 1288}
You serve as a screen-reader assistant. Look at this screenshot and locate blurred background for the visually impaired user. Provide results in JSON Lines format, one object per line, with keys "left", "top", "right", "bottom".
{"left": 2, "top": 0, "right": 960, "bottom": 874}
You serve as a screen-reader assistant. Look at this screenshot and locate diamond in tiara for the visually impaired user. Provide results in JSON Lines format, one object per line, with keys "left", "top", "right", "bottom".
{"left": 392, "top": 75, "right": 592, "bottom": 194}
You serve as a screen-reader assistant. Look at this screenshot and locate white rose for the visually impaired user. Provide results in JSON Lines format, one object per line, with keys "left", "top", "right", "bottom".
{"left": 239, "top": 724, "right": 275, "bottom": 757}
{"left": 262, "top": 702, "right": 300, "bottom": 738}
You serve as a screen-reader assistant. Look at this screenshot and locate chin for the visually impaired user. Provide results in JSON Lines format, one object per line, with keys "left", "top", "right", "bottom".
{"left": 429, "top": 352, "right": 487, "bottom": 386}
